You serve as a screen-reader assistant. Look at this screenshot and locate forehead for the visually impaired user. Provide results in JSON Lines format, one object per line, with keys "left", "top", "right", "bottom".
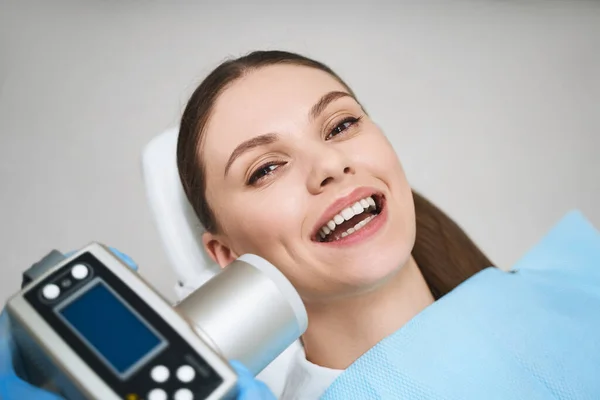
{"left": 202, "top": 64, "right": 349, "bottom": 168}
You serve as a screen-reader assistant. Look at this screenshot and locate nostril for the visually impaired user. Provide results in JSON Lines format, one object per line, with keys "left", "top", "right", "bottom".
{"left": 320, "top": 177, "right": 333, "bottom": 187}
{"left": 343, "top": 167, "right": 351, "bottom": 174}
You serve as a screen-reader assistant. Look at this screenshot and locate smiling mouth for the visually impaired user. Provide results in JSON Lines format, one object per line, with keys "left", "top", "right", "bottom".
{"left": 313, "top": 194, "right": 385, "bottom": 243}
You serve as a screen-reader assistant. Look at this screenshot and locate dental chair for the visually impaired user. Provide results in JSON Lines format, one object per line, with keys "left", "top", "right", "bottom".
{"left": 141, "top": 127, "right": 300, "bottom": 398}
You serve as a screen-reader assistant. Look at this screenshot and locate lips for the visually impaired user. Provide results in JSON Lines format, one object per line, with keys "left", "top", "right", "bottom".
{"left": 311, "top": 187, "right": 385, "bottom": 243}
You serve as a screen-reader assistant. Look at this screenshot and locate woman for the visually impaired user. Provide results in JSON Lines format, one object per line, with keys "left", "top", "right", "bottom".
{"left": 1, "top": 50, "right": 596, "bottom": 400}
{"left": 176, "top": 50, "right": 495, "bottom": 398}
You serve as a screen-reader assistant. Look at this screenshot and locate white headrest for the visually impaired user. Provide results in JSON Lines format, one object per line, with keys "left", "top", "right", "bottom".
{"left": 141, "top": 127, "right": 222, "bottom": 299}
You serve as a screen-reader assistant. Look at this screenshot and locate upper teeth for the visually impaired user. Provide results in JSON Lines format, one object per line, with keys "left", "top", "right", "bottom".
{"left": 318, "top": 196, "right": 377, "bottom": 240}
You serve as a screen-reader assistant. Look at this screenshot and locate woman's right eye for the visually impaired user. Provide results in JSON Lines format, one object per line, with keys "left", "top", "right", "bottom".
{"left": 247, "top": 162, "right": 284, "bottom": 185}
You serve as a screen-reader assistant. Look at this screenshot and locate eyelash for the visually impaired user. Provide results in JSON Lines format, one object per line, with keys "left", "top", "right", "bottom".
{"left": 247, "top": 115, "right": 363, "bottom": 186}
{"left": 325, "top": 116, "right": 362, "bottom": 140}
{"left": 247, "top": 161, "right": 285, "bottom": 185}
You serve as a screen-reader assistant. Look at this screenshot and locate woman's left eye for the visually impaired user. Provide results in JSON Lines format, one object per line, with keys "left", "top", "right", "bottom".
{"left": 326, "top": 116, "right": 361, "bottom": 140}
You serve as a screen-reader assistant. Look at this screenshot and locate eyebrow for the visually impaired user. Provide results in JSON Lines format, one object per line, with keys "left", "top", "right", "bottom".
{"left": 310, "top": 91, "right": 353, "bottom": 121}
{"left": 224, "top": 90, "right": 354, "bottom": 177}
{"left": 224, "top": 133, "right": 279, "bottom": 176}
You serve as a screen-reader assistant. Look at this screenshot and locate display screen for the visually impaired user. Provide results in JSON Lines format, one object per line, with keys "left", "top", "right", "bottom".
{"left": 58, "top": 280, "right": 164, "bottom": 376}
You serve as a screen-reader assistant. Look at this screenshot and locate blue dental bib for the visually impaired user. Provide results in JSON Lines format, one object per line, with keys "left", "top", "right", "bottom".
{"left": 321, "top": 210, "right": 600, "bottom": 400}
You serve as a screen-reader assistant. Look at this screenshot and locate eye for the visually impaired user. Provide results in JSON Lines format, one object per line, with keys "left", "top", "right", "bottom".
{"left": 247, "top": 162, "right": 285, "bottom": 185}
{"left": 326, "top": 116, "right": 362, "bottom": 140}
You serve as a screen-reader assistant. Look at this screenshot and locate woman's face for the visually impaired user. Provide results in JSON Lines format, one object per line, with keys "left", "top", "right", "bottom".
{"left": 201, "top": 64, "right": 415, "bottom": 302}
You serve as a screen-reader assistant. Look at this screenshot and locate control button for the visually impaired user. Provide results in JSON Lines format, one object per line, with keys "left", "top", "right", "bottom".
{"left": 150, "top": 365, "right": 170, "bottom": 383}
{"left": 176, "top": 365, "right": 195, "bottom": 383}
{"left": 174, "top": 388, "right": 194, "bottom": 400}
{"left": 42, "top": 284, "right": 60, "bottom": 300}
{"left": 147, "top": 388, "right": 167, "bottom": 400}
{"left": 71, "top": 264, "right": 89, "bottom": 280}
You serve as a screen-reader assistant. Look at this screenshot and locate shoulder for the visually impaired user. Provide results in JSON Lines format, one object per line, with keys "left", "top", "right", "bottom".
{"left": 280, "top": 345, "right": 344, "bottom": 400}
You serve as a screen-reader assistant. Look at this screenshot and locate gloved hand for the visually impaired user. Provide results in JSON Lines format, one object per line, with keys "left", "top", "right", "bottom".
{"left": 0, "top": 311, "right": 63, "bottom": 399}
{"left": 230, "top": 361, "right": 277, "bottom": 400}
{"left": 0, "top": 247, "right": 137, "bottom": 400}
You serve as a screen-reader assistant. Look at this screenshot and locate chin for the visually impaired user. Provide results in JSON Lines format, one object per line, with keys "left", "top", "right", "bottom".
{"left": 341, "top": 242, "right": 412, "bottom": 287}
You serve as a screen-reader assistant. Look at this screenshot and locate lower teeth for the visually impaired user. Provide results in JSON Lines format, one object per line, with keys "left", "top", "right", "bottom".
{"left": 336, "top": 215, "right": 376, "bottom": 240}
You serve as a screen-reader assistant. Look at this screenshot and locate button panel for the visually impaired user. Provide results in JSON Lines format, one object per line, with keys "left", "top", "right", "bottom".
{"left": 38, "top": 262, "right": 93, "bottom": 303}
{"left": 143, "top": 358, "right": 209, "bottom": 399}
{"left": 25, "top": 251, "right": 225, "bottom": 399}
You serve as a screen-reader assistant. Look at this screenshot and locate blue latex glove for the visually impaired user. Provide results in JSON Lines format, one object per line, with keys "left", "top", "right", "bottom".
{"left": 0, "top": 312, "right": 63, "bottom": 399}
{"left": 0, "top": 247, "right": 137, "bottom": 400}
{"left": 230, "top": 361, "right": 276, "bottom": 400}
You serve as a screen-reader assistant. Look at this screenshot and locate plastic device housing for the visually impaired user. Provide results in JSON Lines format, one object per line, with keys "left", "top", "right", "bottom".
{"left": 6, "top": 243, "right": 237, "bottom": 400}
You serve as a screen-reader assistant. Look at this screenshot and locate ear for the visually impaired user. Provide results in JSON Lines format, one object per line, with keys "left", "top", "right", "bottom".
{"left": 202, "top": 231, "right": 239, "bottom": 268}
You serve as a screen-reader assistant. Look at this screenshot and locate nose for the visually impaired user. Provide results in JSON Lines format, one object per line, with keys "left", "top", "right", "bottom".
{"left": 307, "top": 145, "right": 355, "bottom": 194}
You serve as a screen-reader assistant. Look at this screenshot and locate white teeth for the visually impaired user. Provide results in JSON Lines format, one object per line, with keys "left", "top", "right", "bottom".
{"left": 353, "top": 215, "right": 374, "bottom": 232}
{"left": 351, "top": 202, "right": 363, "bottom": 214}
{"left": 341, "top": 207, "right": 354, "bottom": 221}
{"left": 335, "top": 215, "right": 376, "bottom": 240}
{"left": 317, "top": 195, "right": 380, "bottom": 241}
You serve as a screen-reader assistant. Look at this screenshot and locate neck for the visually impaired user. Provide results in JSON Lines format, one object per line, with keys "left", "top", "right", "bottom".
{"left": 301, "top": 257, "right": 434, "bottom": 370}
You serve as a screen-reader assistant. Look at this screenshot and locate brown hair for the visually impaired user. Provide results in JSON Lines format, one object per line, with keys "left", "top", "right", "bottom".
{"left": 177, "top": 50, "right": 492, "bottom": 300}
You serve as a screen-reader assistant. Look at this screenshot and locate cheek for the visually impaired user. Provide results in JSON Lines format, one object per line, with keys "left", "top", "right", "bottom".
{"left": 351, "top": 129, "right": 408, "bottom": 184}
{"left": 353, "top": 129, "right": 416, "bottom": 239}
{"left": 222, "top": 183, "right": 308, "bottom": 253}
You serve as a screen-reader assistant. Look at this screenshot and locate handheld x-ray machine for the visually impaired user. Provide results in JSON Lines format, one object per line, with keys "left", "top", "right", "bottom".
{"left": 6, "top": 243, "right": 307, "bottom": 400}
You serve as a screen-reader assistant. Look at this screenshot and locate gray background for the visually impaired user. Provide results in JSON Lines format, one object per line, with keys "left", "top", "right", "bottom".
{"left": 1, "top": 0, "right": 599, "bottom": 303}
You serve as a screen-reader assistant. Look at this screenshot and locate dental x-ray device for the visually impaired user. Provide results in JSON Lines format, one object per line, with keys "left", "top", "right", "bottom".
{"left": 6, "top": 242, "right": 307, "bottom": 400}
